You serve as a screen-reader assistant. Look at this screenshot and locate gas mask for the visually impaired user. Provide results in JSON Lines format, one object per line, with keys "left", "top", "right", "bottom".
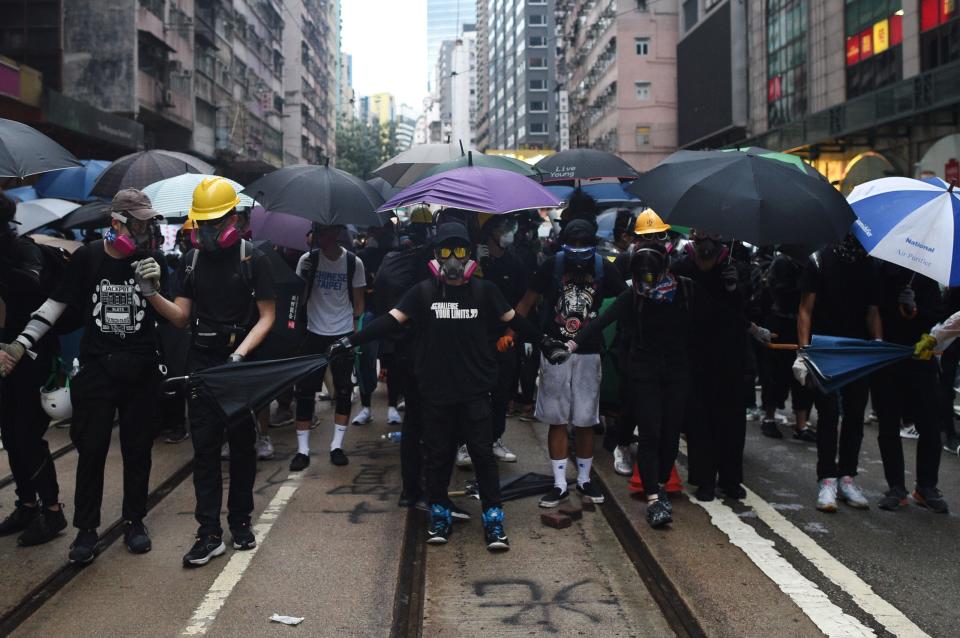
{"left": 693, "top": 237, "right": 720, "bottom": 261}
{"left": 833, "top": 234, "right": 866, "bottom": 264}
{"left": 497, "top": 230, "right": 515, "bottom": 248}
{"left": 631, "top": 246, "right": 667, "bottom": 294}
{"left": 192, "top": 218, "right": 240, "bottom": 252}
{"left": 430, "top": 244, "right": 477, "bottom": 281}
{"left": 107, "top": 214, "right": 160, "bottom": 257}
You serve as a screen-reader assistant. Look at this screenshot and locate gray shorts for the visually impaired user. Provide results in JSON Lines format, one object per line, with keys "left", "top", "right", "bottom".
{"left": 535, "top": 352, "right": 601, "bottom": 428}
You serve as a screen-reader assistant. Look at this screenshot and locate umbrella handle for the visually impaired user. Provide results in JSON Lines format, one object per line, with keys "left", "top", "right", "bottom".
{"left": 765, "top": 343, "right": 800, "bottom": 350}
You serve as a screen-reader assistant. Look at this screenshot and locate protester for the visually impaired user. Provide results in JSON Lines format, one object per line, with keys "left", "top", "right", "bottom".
{"left": 1, "top": 189, "right": 173, "bottom": 563}
{"left": 796, "top": 234, "right": 880, "bottom": 513}
{"left": 0, "top": 192, "right": 66, "bottom": 547}
{"left": 289, "top": 224, "right": 366, "bottom": 471}
{"left": 515, "top": 217, "right": 627, "bottom": 508}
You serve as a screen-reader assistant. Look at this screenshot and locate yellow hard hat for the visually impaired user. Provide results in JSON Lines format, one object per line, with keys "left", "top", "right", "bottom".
{"left": 182, "top": 218, "right": 198, "bottom": 231}
{"left": 477, "top": 212, "right": 495, "bottom": 230}
{"left": 633, "top": 208, "right": 670, "bottom": 235}
{"left": 188, "top": 177, "right": 241, "bottom": 222}
{"left": 409, "top": 206, "right": 433, "bottom": 224}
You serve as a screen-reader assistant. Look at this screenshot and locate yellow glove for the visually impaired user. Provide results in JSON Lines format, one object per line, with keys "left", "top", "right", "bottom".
{"left": 913, "top": 333, "right": 937, "bottom": 360}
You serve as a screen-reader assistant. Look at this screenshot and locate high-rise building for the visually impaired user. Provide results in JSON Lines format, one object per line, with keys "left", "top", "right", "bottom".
{"left": 339, "top": 52, "right": 355, "bottom": 120}
{"left": 396, "top": 102, "right": 417, "bottom": 151}
{"left": 436, "top": 26, "right": 477, "bottom": 146}
{"left": 556, "top": 0, "right": 678, "bottom": 171}
{"left": 369, "top": 92, "right": 397, "bottom": 125}
{"left": 428, "top": 0, "right": 477, "bottom": 88}
{"left": 477, "top": 0, "right": 558, "bottom": 152}
{"left": 678, "top": 0, "right": 960, "bottom": 192}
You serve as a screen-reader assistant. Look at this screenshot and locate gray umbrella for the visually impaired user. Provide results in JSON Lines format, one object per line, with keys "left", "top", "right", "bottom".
{"left": 365, "top": 176, "right": 399, "bottom": 200}
{"left": 0, "top": 118, "right": 82, "bottom": 178}
{"left": 372, "top": 141, "right": 477, "bottom": 188}
{"left": 90, "top": 150, "right": 215, "bottom": 198}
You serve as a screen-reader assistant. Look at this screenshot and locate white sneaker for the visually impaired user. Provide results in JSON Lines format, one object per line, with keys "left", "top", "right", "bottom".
{"left": 899, "top": 423, "right": 919, "bottom": 439}
{"left": 455, "top": 444, "right": 472, "bottom": 468}
{"left": 816, "top": 478, "right": 838, "bottom": 512}
{"left": 838, "top": 475, "right": 869, "bottom": 509}
{"left": 352, "top": 407, "right": 373, "bottom": 425}
{"left": 492, "top": 439, "right": 517, "bottom": 462}
{"left": 220, "top": 442, "right": 230, "bottom": 461}
{"left": 613, "top": 445, "right": 634, "bottom": 476}
{"left": 256, "top": 435, "right": 275, "bottom": 460}
{"left": 387, "top": 407, "right": 402, "bottom": 424}
{"left": 746, "top": 408, "right": 762, "bottom": 422}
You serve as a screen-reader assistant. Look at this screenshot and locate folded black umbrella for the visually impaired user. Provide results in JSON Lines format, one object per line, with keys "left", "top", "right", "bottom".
{"left": 0, "top": 118, "right": 82, "bottom": 178}
{"left": 450, "top": 473, "right": 574, "bottom": 502}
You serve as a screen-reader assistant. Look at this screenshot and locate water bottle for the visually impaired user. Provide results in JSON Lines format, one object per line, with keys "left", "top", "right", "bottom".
{"left": 381, "top": 431, "right": 402, "bottom": 443}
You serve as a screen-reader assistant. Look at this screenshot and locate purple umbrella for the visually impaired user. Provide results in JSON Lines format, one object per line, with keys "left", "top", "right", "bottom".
{"left": 250, "top": 206, "right": 310, "bottom": 252}
{"left": 376, "top": 166, "right": 562, "bottom": 214}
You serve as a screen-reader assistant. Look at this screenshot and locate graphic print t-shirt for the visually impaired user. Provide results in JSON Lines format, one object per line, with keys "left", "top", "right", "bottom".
{"left": 396, "top": 278, "right": 511, "bottom": 404}
{"left": 51, "top": 241, "right": 160, "bottom": 358}
{"left": 296, "top": 248, "right": 366, "bottom": 336}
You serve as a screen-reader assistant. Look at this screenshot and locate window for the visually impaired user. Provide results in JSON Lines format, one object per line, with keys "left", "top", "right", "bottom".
{"left": 517, "top": 125, "right": 526, "bottom": 139}
{"left": 529, "top": 56, "right": 547, "bottom": 69}
{"left": 530, "top": 122, "right": 547, "bottom": 134}
{"left": 529, "top": 78, "right": 547, "bottom": 90}
{"left": 919, "top": 0, "right": 959, "bottom": 70}
{"left": 635, "top": 37, "right": 650, "bottom": 55}
{"left": 529, "top": 0, "right": 547, "bottom": 4}
{"left": 529, "top": 35, "right": 547, "bottom": 47}
{"left": 683, "top": 0, "right": 698, "bottom": 31}
{"left": 530, "top": 100, "right": 547, "bottom": 112}
{"left": 529, "top": 14, "right": 546, "bottom": 25}
{"left": 635, "top": 126, "right": 651, "bottom": 146}
{"left": 843, "top": 0, "right": 903, "bottom": 96}
{"left": 634, "top": 81, "right": 651, "bottom": 100}
{"left": 767, "top": 0, "right": 809, "bottom": 124}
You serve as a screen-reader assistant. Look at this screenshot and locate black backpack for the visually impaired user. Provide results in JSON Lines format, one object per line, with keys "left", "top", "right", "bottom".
{"left": 371, "top": 247, "right": 427, "bottom": 316}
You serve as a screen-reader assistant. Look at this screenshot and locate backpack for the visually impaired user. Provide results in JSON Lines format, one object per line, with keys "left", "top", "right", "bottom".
{"left": 371, "top": 248, "right": 427, "bottom": 316}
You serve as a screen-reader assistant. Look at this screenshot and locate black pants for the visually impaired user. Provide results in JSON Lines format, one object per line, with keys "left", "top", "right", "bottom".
{"left": 760, "top": 315, "right": 814, "bottom": 413}
{"left": 422, "top": 396, "right": 502, "bottom": 511}
{"left": 71, "top": 353, "right": 160, "bottom": 529}
{"left": 631, "top": 367, "right": 687, "bottom": 494}
{"left": 380, "top": 349, "right": 403, "bottom": 407}
{"left": 398, "top": 349, "right": 423, "bottom": 495}
{"left": 294, "top": 331, "right": 354, "bottom": 419}
{"left": 938, "top": 341, "right": 960, "bottom": 438}
{"left": 813, "top": 377, "right": 869, "bottom": 480}
{"left": 188, "top": 348, "right": 257, "bottom": 537}
{"left": 490, "top": 347, "right": 519, "bottom": 441}
{"left": 0, "top": 346, "right": 60, "bottom": 507}
{"left": 686, "top": 359, "right": 746, "bottom": 490}
{"left": 873, "top": 359, "right": 942, "bottom": 489}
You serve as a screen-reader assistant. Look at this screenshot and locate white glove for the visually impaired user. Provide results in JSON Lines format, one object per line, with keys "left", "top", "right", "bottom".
{"left": 523, "top": 342, "right": 533, "bottom": 357}
{"left": 228, "top": 352, "right": 245, "bottom": 363}
{"left": 133, "top": 257, "right": 162, "bottom": 297}
{"left": 792, "top": 356, "right": 808, "bottom": 385}
{"left": 748, "top": 323, "right": 772, "bottom": 344}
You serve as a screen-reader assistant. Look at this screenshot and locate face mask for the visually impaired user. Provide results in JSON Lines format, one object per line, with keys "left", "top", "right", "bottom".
{"left": 197, "top": 224, "right": 222, "bottom": 252}
{"left": 317, "top": 232, "right": 338, "bottom": 249}
{"left": 441, "top": 255, "right": 466, "bottom": 279}
{"left": 631, "top": 247, "right": 667, "bottom": 293}
{"left": 498, "top": 231, "right": 515, "bottom": 248}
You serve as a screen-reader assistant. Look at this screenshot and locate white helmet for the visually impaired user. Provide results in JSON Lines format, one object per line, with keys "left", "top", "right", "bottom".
{"left": 41, "top": 383, "right": 72, "bottom": 422}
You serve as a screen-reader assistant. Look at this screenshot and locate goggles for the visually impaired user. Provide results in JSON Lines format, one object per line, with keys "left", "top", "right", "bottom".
{"left": 634, "top": 231, "right": 669, "bottom": 243}
{"left": 438, "top": 245, "right": 468, "bottom": 259}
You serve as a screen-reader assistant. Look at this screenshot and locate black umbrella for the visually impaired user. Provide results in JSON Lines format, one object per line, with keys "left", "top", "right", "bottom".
{"left": 0, "top": 118, "right": 82, "bottom": 178}
{"left": 90, "top": 150, "right": 214, "bottom": 198}
{"left": 57, "top": 201, "right": 112, "bottom": 230}
{"left": 242, "top": 164, "right": 383, "bottom": 227}
{"left": 626, "top": 149, "right": 854, "bottom": 246}
{"left": 534, "top": 149, "right": 640, "bottom": 183}
{"left": 366, "top": 176, "right": 399, "bottom": 201}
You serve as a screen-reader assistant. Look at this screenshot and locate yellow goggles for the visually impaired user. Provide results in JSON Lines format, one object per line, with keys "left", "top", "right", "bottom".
{"left": 438, "top": 245, "right": 468, "bottom": 259}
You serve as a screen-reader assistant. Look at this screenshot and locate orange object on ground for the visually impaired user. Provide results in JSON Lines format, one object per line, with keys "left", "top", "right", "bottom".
{"left": 628, "top": 463, "right": 683, "bottom": 495}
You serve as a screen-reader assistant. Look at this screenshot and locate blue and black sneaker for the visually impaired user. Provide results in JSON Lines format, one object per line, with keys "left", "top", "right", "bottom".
{"left": 482, "top": 507, "right": 509, "bottom": 552}
{"left": 426, "top": 504, "right": 452, "bottom": 545}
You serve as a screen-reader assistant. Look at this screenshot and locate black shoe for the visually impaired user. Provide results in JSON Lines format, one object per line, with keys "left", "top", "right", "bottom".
{"left": 164, "top": 428, "right": 189, "bottom": 444}
{"left": 68, "top": 529, "right": 99, "bottom": 564}
{"left": 183, "top": 534, "right": 226, "bottom": 567}
{"left": 793, "top": 427, "right": 817, "bottom": 442}
{"left": 289, "top": 453, "right": 310, "bottom": 472}
{"left": 18, "top": 506, "right": 67, "bottom": 547}
{"left": 657, "top": 488, "right": 672, "bottom": 515}
{"left": 538, "top": 487, "right": 569, "bottom": 508}
{"left": 449, "top": 502, "right": 471, "bottom": 521}
{"left": 482, "top": 507, "right": 509, "bottom": 551}
{"left": 719, "top": 484, "right": 747, "bottom": 500}
{"left": 646, "top": 500, "right": 673, "bottom": 528}
{"left": 330, "top": 448, "right": 349, "bottom": 466}
{"left": 426, "top": 505, "right": 452, "bottom": 544}
{"left": 943, "top": 434, "right": 960, "bottom": 455}
{"left": 694, "top": 485, "right": 715, "bottom": 502}
{"left": 0, "top": 502, "right": 39, "bottom": 536}
{"left": 576, "top": 481, "right": 605, "bottom": 504}
{"left": 878, "top": 487, "right": 908, "bottom": 511}
{"left": 760, "top": 419, "right": 783, "bottom": 439}
{"left": 913, "top": 487, "right": 949, "bottom": 514}
{"left": 414, "top": 496, "right": 430, "bottom": 512}
{"left": 123, "top": 520, "right": 151, "bottom": 554}
{"left": 231, "top": 523, "right": 256, "bottom": 550}
{"left": 398, "top": 490, "right": 420, "bottom": 508}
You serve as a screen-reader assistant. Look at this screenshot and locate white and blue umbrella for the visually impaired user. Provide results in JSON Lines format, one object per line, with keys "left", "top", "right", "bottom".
{"left": 142, "top": 173, "right": 255, "bottom": 220}
{"left": 849, "top": 176, "right": 960, "bottom": 286}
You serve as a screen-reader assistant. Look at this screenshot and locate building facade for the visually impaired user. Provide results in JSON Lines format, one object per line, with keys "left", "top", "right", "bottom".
{"left": 556, "top": 0, "right": 679, "bottom": 171}
{"left": 427, "top": 0, "right": 477, "bottom": 89}
{"left": 435, "top": 27, "right": 478, "bottom": 147}
{"left": 678, "top": 0, "right": 960, "bottom": 193}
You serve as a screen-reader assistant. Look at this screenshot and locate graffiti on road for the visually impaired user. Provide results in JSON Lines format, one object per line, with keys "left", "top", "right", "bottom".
{"left": 472, "top": 578, "right": 618, "bottom": 633}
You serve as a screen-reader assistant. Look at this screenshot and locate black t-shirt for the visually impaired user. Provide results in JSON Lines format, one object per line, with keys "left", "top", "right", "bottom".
{"left": 51, "top": 241, "right": 161, "bottom": 359}
{"left": 798, "top": 250, "right": 879, "bottom": 339}
{"left": 1, "top": 238, "right": 48, "bottom": 342}
{"left": 529, "top": 254, "right": 627, "bottom": 354}
{"left": 396, "top": 278, "right": 511, "bottom": 404}
{"left": 876, "top": 262, "right": 941, "bottom": 346}
{"left": 175, "top": 242, "right": 275, "bottom": 327}
{"left": 479, "top": 250, "right": 528, "bottom": 307}
{"left": 672, "top": 255, "right": 746, "bottom": 357}
{"left": 767, "top": 254, "right": 804, "bottom": 318}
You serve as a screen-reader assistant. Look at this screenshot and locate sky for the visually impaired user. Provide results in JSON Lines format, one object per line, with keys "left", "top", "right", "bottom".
{"left": 341, "top": 0, "right": 428, "bottom": 111}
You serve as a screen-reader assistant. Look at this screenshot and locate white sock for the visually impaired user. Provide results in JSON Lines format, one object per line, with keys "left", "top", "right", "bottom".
{"left": 551, "top": 459, "right": 567, "bottom": 491}
{"left": 576, "top": 457, "right": 593, "bottom": 487}
{"left": 297, "top": 430, "right": 310, "bottom": 456}
{"left": 330, "top": 424, "right": 348, "bottom": 451}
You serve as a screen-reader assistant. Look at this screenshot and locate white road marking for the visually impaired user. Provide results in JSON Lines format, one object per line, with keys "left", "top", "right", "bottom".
{"left": 181, "top": 471, "right": 304, "bottom": 636}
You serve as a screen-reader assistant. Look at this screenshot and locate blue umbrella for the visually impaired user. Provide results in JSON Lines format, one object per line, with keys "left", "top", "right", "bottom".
{"left": 546, "top": 182, "right": 641, "bottom": 206}
{"left": 34, "top": 159, "right": 110, "bottom": 202}
{"left": 3, "top": 185, "right": 38, "bottom": 203}
{"left": 799, "top": 335, "right": 913, "bottom": 393}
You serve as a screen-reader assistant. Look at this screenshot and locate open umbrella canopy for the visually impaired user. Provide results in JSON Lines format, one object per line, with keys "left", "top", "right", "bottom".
{"left": 91, "top": 150, "right": 214, "bottom": 198}
{"left": 626, "top": 149, "right": 853, "bottom": 246}
{"left": 365, "top": 176, "right": 400, "bottom": 201}
{"left": 242, "top": 165, "right": 383, "bottom": 227}
{"left": 57, "top": 200, "right": 113, "bottom": 230}
{"left": 14, "top": 198, "right": 80, "bottom": 235}
{"left": 799, "top": 335, "right": 913, "bottom": 394}
{"left": 3, "top": 185, "right": 38, "bottom": 202}
{"left": 418, "top": 152, "right": 540, "bottom": 181}
{"left": 372, "top": 142, "right": 477, "bottom": 188}
{"left": 0, "top": 118, "right": 82, "bottom": 178}
{"left": 849, "top": 177, "right": 960, "bottom": 286}
{"left": 545, "top": 182, "right": 641, "bottom": 207}
{"left": 34, "top": 159, "right": 110, "bottom": 202}
{"left": 250, "top": 206, "right": 310, "bottom": 252}
{"left": 142, "top": 173, "right": 254, "bottom": 220}
{"left": 534, "top": 149, "right": 640, "bottom": 182}
{"left": 377, "top": 166, "right": 562, "bottom": 214}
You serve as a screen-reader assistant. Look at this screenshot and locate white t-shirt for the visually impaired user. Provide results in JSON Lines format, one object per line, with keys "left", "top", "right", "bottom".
{"left": 296, "top": 248, "right": 366, "bottom": 336}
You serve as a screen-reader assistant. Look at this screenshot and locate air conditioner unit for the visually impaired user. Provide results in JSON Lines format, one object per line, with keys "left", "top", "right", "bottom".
{"left": 163, "top": 89, "right": 175, "bottom": 107}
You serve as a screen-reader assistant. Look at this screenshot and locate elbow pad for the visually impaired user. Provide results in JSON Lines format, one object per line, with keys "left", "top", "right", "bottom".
{"left": 16, "top": 299, "right": 67, "bottom": 350}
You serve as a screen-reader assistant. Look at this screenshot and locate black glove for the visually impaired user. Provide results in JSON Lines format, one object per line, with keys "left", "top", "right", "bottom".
{"left": 721, "top": 264, "right": 738, "bottom": 292}
{"left": 326, "top": 336, "right": 354, "bottom": 359}
{"left": 542, "top": 337, "right": 571, "bottom": 365}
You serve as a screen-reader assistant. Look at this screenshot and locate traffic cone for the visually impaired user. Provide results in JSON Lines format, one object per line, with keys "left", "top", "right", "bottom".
{"left": 628, "top": 463, "right": 684, "bottom": 495}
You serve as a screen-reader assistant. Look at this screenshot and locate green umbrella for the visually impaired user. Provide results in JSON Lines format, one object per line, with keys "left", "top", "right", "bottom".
{"left": 418, "top": 151, "right": 541, "bottom": 181}
{"left": 720, "top": 147, "right": 823, "bottom": 179}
